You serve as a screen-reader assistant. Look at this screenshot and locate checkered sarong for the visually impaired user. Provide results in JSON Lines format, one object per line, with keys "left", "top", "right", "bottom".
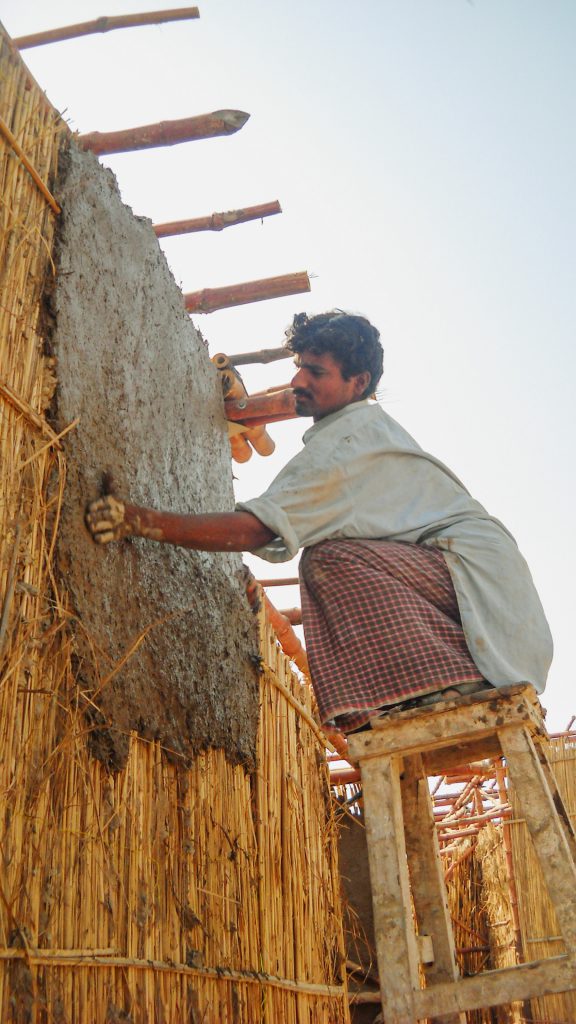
{"left": 299, "top": 538, "right": 485, "bottom": 733}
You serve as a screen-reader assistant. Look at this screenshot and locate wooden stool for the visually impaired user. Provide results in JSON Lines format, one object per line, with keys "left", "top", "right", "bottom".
{"left": 347, "top": 684, "right": 576, "bottom": 1024}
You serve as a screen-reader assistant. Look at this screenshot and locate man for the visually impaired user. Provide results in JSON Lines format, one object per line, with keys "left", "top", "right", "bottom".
{"left": 86, "top": 311, "right": 552, "bottom": 735}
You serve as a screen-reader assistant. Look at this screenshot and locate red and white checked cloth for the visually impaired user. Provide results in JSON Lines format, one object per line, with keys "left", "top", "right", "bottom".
{"left": 299, "top": 538, "right": 485, "bottom": 733}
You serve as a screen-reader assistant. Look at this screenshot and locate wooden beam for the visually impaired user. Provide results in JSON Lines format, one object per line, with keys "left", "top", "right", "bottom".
{"left": 14, "top": 8, "right": 200, "bottom": 49}
{"left": 78, "top": 109, "right": 248, "bottom": 155}
{"left": 184, "top": 271, "right": 310, "bottom": 313}
{"left": 153, "top": 200, "right": 281, "bottom": 237}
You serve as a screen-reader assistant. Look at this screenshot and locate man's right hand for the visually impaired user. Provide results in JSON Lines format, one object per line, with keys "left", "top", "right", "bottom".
{"left": 85, "top": 495, "right": 133, "bottom": 544}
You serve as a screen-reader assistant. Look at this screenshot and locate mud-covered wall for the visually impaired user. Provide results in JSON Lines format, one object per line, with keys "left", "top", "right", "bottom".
{"left": 50, "top": 141, "right": 259, "bottom": 770}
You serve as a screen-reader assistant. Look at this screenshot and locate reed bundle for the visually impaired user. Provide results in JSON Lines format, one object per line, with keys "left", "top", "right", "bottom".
{"left": 0, "top": 31, "right": 349, "bottom": 1022}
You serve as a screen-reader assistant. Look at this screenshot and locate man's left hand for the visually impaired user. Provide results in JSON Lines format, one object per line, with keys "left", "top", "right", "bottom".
{"left": 85, "top": 495, "right": 133, "bottom": 544}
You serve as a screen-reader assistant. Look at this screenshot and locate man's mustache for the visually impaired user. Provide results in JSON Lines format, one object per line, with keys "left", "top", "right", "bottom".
{"left": 293, "top": 388, "right": 312, "bottom": 401}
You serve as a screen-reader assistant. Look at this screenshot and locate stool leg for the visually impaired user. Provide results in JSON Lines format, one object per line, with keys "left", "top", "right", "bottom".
{"left": 401, "top": 754, "right": 466, "bottom": 1024}
{"left": 360, "top": 753, "right": 421, "bottom": 1023}
{"left": 498, "top": 726, "right": 576, "bottom": 952}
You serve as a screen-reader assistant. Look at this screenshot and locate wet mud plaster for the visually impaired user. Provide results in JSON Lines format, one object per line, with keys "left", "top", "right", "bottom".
{"left": 49, "top": 141, "right": 259, "bottom": 770}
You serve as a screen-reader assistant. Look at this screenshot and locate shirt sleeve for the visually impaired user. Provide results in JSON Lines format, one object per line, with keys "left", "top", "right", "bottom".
{"left": 235, "top": 440, "right": 347, "bottom": 562}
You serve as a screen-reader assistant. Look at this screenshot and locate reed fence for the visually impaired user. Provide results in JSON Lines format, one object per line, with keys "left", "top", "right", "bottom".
{"left": 0, "top": 29, "right": 349, "bottom": 1022}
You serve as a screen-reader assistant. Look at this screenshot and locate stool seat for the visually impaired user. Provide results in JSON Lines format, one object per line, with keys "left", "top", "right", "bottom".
{"left": 347, "top": 684, "right": 576, "bottom": 1024}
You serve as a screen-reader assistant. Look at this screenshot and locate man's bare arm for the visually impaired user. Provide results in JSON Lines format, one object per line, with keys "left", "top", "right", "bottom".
{"left": 85, "top": 495, "right": 276, "bottom": 551}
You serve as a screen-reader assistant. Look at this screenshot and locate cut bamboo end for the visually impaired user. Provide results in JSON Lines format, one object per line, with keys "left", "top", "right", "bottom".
{"left": 257, "top": 578, "right": 300, "bottom": 588}
{"left": 212, "top": 358, "right": 276, "bottom": 459}
{"left": 153, "top": 200, "right": 281, "bottom": 237}
{"left": 224, "top": 388, "right": 297, "bottom": 423}
{"left": 14, "top": 8, "right": 201, "bottom": 50}
{"left": 185, "top": 272, "right": 310, "bottom": 314}
{"left": 229, "top": 346, "right": 293, "bottom": 367}
{"left": 78, "top": 109, "right": 249, "bottom": 156}
{"left": 278, "top": 608, "right": 302, "bottom": 626}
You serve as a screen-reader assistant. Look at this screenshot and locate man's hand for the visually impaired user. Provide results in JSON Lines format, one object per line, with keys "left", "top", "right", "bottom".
{"left": 85, "top": 495, "right": 133, "bottom": 544}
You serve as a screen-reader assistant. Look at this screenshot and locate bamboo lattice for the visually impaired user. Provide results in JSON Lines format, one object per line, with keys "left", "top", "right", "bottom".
{"left": 0, "top": 29, "right": 349, "bottom": 1023}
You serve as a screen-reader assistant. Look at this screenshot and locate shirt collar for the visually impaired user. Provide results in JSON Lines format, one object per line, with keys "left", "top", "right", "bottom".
{"left": 302, "top": 399, "right": 371, "bottom": 445}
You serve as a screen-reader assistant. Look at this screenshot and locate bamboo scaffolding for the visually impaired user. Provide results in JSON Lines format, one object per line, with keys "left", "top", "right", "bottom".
{"left": 185, "top": 271, "right": 310, "bottom": 314}
{"left": 154, "top": 200, "right": 281, "bottom": 237}
{"left": 78, "top": 109, "right": 249, "bottom": 155}
{"left": 14, "top": 8, "right": 201, "bottom": 49}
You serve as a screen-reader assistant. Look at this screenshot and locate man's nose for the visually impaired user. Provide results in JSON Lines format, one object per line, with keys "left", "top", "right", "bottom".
{"left": 291, "top": 366, "right": 305, "bottom": 388}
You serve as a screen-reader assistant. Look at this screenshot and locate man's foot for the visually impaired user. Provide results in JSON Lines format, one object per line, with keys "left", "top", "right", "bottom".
{"left": 378, "top": 680, "right": 494, "bottom": 717}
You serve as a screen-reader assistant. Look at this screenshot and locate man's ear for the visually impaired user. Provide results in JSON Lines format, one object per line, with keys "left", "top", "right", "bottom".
{"left": 353, "top": 371, "right": 371, "bottom": 398}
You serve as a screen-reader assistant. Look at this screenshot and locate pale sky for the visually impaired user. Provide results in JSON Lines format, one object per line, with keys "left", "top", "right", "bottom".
{"left": 5, "top": 1, "right": 575, "bottom": 729}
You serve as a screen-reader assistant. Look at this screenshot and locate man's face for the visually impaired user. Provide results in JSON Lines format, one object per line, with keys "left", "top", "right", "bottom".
{"left": 290, "top": 351, "right": 370, "bottom": 421}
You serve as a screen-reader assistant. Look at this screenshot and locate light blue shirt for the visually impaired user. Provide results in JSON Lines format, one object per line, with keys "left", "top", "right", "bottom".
{"left": 237, "top": 401, "right": 552, "bottom": 692}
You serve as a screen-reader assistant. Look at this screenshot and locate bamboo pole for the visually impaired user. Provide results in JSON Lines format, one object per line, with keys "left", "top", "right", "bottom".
{"left": 232, "top": 348, "right": 293, "bottom": 367}
{"left": 224, "top": 388, "right": 297, "bottom": 423}
{"left": 0, "top": 116, "right": 61, "bottom": 214}
{"left": 277, "top": 608, "right": 302, "bottom": 626}
{"left": 78, "top": 109, "right": 249, "bottom": 155}
{"left": 258, "top": 577, "right": 300, "bottom": 588}
{"left": 14, "top": 8, "right": 201, "bottom": 49}
{"left": 154, "top": 200, "right": 281, "bottom": 237}
{"left": 185, "top": 272, "right": 310, "bottom": 314}
{"left": 263, "top": 595, "right": 309, "bottom": 677}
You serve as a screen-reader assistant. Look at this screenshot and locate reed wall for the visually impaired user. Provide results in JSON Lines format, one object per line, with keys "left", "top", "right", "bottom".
{"left": 0, "top": 30, "right": 349, "bottom": 1022}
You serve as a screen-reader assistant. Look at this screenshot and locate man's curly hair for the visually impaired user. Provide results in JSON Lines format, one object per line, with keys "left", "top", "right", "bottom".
{"left": 284, "top": 311, "right": 383, "bottom": 399}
